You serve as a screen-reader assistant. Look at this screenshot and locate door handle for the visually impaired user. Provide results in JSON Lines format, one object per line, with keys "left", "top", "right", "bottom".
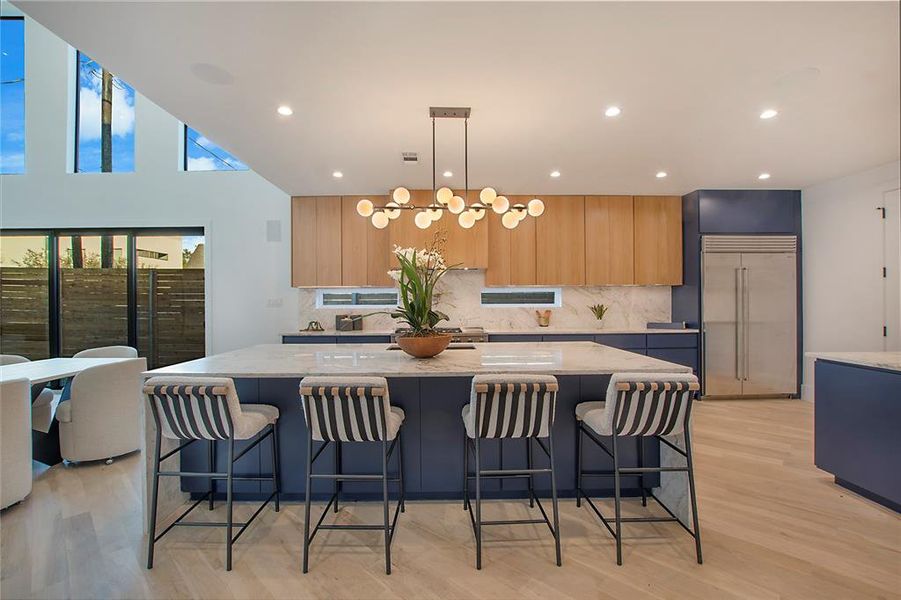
{"left": 742, "top": 267, "right": 750, "bottom": 381}
{"left": 735, "top": 267, "right": 743, "bottom": 381}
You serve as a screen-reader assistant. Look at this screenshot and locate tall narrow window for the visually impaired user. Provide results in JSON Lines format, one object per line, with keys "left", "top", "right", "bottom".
{"left": 75, "top": 52, "right": 135, "bottom": 172}
{"left": 0, "top": 17, "right": 25, "bottom": 174}
{"left": 0, "top": 234, "right": 50, "bottom": 358}
{"left": 184, "top": 125, "right": 247, "bottom": 171}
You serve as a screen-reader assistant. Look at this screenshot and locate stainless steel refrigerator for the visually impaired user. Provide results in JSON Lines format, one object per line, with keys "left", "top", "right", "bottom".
{"left": 701, "top": 235, "right": 797, "bottom": 397}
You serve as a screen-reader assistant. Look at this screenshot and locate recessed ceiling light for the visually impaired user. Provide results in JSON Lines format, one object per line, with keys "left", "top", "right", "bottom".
{"left": 758, "top": 172, "right": 771, "bottom": 180}
{"left": 443, "top": 171, "right": 453, "bottom": 178}
{"left": 604, "top": 106, "right": 622, "bottom": 118}
{"left": 656, "top": 171, "right": 668, "bottom": 179}
{"left": 759, "top": 109, "right": 778, "bottom": 120}
{"left": 277, "top": 105, "right": 293, "bottom": 116}
{"left": 332, "top": 171, "right": 343, "bottom": 178}
{"left": 550, "top": 170, "right": 561, "bottom": 178}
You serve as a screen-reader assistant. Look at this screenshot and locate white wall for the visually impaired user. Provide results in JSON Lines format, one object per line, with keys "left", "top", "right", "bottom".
{"left": 0, "top": 16, "right": 296, "bottom": 354}
{"left": 801, "top": 160, "right": 901, "bottom": 398}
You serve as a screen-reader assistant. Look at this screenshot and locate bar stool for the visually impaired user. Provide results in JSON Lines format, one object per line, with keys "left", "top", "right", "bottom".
{"left": 575, "top": 373, "right": 702, "bottom": 565}
{"left": 299, "top": 377, "right": 405, "bottom": 575}
{"left": 462, "top": 374, "right": 562, "bottom": 570}
{"left": 144, "top": 377, "right": 281, "bottom": 571}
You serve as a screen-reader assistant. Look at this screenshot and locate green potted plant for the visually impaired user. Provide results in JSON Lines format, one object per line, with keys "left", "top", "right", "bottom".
{"left": 388, "top": 236, "right": 456, "bottom": 358}
{"left": 589, "top": 303, "right": 609, "bottom": 326}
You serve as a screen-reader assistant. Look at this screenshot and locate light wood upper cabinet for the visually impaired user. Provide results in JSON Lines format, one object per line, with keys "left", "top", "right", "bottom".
{"left": 292, "top": 196, "right": 342, "bottom": 287}
{"left": 633, "top": 195, "right": 683, "bottom": 285}
{"left": 388, "top": 189, "right": 435, "bottom": 252}
{"left": 486, "top": 195, "right": 537, "bottom": 286}
{"left": 341, "top": 196, "right": 392, "bottom": 287}
{"left": 536, "top": 195, "right": 585, "bottom": 285}
{"left": 444, "top": 190, "right": 488, "bottom": 269}
{"left": 585, "top": 195, "right": 635, "bottom": 285}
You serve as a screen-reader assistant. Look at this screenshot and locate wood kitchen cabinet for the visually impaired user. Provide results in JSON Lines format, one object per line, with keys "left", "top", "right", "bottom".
{"left": 585, "top": 195, "right": 634, "bottom": 285}
{"left": 486, "top": 195, "right": 537, "bottom": 286}
{"left": 536, "top": 195, "right": 585, "bottom": 285}
{"left": 291, "top": 196, "right": 342, "bottom": 287}
{"left": 341, "top": 195, "right": 393, "bottom": 287}
{"left": 633, "top": 195, "right": 683, "bottom": 285}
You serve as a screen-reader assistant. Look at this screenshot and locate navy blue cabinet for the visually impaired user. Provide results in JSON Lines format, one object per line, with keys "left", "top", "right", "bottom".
{"left": 282, "top": 334, "right": 391, "bottom": 344}
{"left": 697, "top": 190, "right": 801, "bottom": 234}
{"left": 595, "top": 334, "right": 647, "bottom": 350}
{"left": 282, "top": 335, "right": 337, "bottom": 344}
{"left": 488, "top": 334, "right": 544, "bottom": 342}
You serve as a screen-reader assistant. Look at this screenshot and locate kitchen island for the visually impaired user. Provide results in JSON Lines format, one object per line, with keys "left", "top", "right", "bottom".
{"left": 143, "top": 342, "right": 695, "bottom": 525}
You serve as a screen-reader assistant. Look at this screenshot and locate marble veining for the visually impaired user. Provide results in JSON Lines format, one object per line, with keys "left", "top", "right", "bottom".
{"left": 298, "top": 270, "right": 671, "bottom": 332}
{"left": 146, "top": 342, "right": 693, "bottom": 379}
{"left": 809, "top": 351, "right": 901, "bottom": 373}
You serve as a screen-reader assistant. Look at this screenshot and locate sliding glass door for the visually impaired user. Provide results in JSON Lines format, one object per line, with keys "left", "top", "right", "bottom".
{"left": 0, "top": 228, "right": 204, "bottom": 368}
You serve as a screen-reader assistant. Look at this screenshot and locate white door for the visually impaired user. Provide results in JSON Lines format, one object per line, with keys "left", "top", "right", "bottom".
{"left": 884, "top": 188, "right": 901, "bottom": 351}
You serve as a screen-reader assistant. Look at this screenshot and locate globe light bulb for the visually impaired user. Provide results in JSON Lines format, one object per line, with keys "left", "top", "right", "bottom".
{"left": 385, "top": 201, "right": 401, "bottom": 220}
{"left": 436, "top": 187, "right": 453, "bottom": 205}
{"left": 513, "top": 203, "right": 528, "bottom": 221}
{"left": 448, "top": 195, "right": 466, "bottom": 214}
{"left": 414, "top": 211, "right": 432, "bottom": 229}
{"left": 372, "top": 212, "right": 389, "bottom": 229}
{"left": 527, "top": 198, "right": 545, "bottom": 217}
{"left": 356, "top": 198, "right": 374, "bottom": 217}
{"left": 428, "top": 204, "right": 443, "bottom": 221}
{"left": 502, "top": 211, "right": 520, "bottom": 229}
{"left": 470, "top": 202, "right": 486, "bottom": 220}
{"left": 480, "top": 187, "right": 497, "bottom": 205}
{"left": 458, "top": 211, "right": 476, "bottom": 229}
{"left": 492, "top": 195, "right": 510, "bottom": 213}
{"left": 393, "top": 187, "right": 411, "bottom": 205}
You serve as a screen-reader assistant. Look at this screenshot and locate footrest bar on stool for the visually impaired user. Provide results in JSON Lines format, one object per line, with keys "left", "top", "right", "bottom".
{"left": 481, "top": 518, "right": 547, "bottom": 526}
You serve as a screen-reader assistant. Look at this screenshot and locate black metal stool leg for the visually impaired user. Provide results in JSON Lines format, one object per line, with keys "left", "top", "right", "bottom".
{"left": 612, "top": 432, "right": 623, "bottom": 566}
{"left": 225, "top": 437, "right": 235, "bottom": 571}
{"left": 474, "top": 435, "right": 482, "bottom": 570}
{"left": 271, "top": 425, "right": 281, "bottom": 512}
{"left": 398, "top": 429, "right": 406, "bottom": 513}
{"left": 462, "top": 433, "right": 469, "bottom": 510}
{"left": 685, "top": 429, "right": 703, "bottom": 564}
{"left": 548, "top": 431, "right": 562, "bottom": 567}
{"left": 638, "top": 437, "right": 647, "bottom": 507}
{"left": 527, "top": 437, "right": 535, "bottom": 508}
{"left": 576, "top": 424, "right": 583, "bottom": 508}
{"left": 334, "top": 440, "right": 341, "bottom": 513}
{"left": 302, "top": 434, "right": 313, "bottom": 573}
{"left": 208, "top": 440, "right": 216, "bottom": 510}
{"left": 382, "top": 437, "right": 391, "bottom": 575}
{"left": 146, "top": 429, "right": 161, "bottom": 569}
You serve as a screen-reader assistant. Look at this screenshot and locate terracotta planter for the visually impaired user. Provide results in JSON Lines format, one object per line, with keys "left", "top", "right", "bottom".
{"left": 396, "top": 334, "right": 452, "bottom": 359}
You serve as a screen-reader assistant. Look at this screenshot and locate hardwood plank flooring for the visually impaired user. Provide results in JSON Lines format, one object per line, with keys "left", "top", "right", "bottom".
{"left": 2, "top": 399, "right": 899, "bottom": 599}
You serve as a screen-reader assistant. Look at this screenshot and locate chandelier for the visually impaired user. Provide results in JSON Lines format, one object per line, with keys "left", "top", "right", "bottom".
{"left": 356, "top": 107, "right": 545, "bottom": 230}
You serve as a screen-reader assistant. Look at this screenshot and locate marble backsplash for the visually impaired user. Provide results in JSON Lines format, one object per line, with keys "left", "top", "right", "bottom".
{"left": 298, "top": 270, "right": 671, "bottom": 331}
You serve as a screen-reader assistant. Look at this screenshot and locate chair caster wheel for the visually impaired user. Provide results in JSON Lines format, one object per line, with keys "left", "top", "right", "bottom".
{"left": 105, "top": 458, "right": 114, "bottom": 465}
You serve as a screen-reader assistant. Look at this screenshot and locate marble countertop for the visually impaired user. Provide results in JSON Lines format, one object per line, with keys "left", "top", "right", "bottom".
{"left": 284, "top": 327, "right": 699, "bottom": 337}
{"left": 808, "top": 351, "right": 901, "bottom": 373}
{"left": 146, "top": 342, "right": 693, "bottom": 379}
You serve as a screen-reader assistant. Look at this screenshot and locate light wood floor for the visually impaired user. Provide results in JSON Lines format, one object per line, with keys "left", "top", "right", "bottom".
{"left": 2, "top": 399, "right": 899, "bottom": 600}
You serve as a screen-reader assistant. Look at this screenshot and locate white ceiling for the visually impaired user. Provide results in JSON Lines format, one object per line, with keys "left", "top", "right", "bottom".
{"left": 14, "top": 1, "right": 901, "bottom": 196}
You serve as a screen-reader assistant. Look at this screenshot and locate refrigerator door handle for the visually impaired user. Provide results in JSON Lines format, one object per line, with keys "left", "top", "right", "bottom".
{"left": 742, "top": 267, "right": 750, "bottom": 381}
{"left": 735, "top": 267, "right": 743, "bottom": 380}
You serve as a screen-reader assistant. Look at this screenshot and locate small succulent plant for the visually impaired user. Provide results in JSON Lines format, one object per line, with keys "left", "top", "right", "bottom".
{"left": 589, "top": 303, "right": 609, "bottom": 321}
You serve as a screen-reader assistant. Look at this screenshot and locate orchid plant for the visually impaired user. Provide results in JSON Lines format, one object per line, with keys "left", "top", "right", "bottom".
{"left": 387, "top": 234, "right": 456, "bottom": 336}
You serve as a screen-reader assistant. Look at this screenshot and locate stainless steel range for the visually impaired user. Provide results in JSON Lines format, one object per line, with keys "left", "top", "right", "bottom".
{"left": 391, "top": 326, "right": 488, "bottom": 344}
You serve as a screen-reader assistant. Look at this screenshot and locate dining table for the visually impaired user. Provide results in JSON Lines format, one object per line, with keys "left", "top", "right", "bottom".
{"left": 0, "top": 357, "right": 134, "bottom": 465}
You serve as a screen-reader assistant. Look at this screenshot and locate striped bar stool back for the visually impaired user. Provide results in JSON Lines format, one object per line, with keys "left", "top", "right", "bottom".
{"left": 462, "top": 374, "right": 562, "bottom": 570}
{"left": 575, "top": 373, "right": 702, "bottom": 566}
{"left": 298, "top": 377, "right": 406, "bottom": 575}
{"left": 144, "top": 377, "right": 281, "bottom": 571}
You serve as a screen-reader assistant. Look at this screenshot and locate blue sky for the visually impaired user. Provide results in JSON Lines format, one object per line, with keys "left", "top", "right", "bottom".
{"left": 185, "top": 126, "right": 247, "bottom": 171}
{"left": 76, "top": 52, "right": 135, "bottom": 172}
{"left": 1, "top": 18, "right": 25, "bottom": 174}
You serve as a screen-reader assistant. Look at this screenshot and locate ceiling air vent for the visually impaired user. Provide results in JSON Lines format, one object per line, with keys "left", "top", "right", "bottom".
{"left": 401, "top": 152, "right": 418, "bottom": 164}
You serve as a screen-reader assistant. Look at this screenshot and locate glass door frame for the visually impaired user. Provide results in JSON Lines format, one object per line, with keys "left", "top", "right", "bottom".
{"left": 0, "top": 227, "right": 204, "bottom": 358}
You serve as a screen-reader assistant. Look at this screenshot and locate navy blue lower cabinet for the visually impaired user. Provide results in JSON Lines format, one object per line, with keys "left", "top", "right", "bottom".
{"left": 647, "top": 333, "right": 699, "bottom": 349}
{"left": 647, "top": 348, "right": 699, "bottom": 374}
{"left": 183, "top": 374, "right": 661, "bottom": 501}
{"left": 595, "top": 334, "right": 647, "bottom": 350}
{"left": 282, "top": 335, "right": 337, "bottom": 344}
{"left": 542, "top": 334, "right": 595, "bottom": 342}
{"left": 488, "top": 334, "right": 544, "bottom": 342}
{"left": 344, "top": 335, "right": 392, "bottom": 344}
{"left": 815, "top": 360, "right": 901, "bottom": 512}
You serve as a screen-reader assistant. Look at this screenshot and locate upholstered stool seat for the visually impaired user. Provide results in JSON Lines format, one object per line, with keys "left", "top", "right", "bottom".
{"left": 236, "top": 404, "right": 280, "bottom": 439}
